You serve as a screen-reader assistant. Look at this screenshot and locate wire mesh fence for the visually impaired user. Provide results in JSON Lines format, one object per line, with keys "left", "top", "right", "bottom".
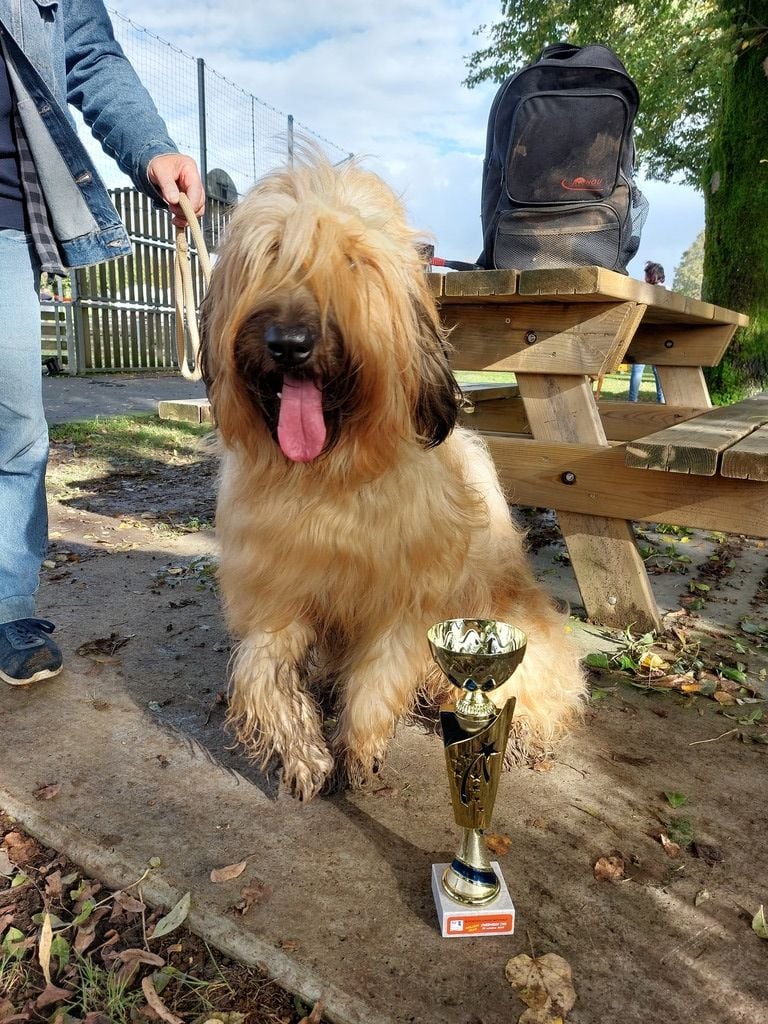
{"left": 75, "top": 8, "right": 352, "bottom": 200}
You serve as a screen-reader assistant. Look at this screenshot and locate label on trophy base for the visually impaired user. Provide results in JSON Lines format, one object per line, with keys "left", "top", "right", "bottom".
{"left": 431, "top": 863, "right": 515, "bottom": 938}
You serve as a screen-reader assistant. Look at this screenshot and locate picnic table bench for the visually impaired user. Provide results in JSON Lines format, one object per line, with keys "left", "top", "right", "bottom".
{"left": 428, "top": 266, "right": 763, "bottom": 631}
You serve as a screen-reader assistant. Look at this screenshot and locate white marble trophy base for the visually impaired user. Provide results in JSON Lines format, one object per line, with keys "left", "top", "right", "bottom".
{"left": 431, "top": 862, "right": 515, "bottom": 938}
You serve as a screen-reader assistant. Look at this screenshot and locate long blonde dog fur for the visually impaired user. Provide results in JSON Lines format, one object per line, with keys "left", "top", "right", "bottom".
{"left": 200, "top": 153, "right": 585, "bottom": 801}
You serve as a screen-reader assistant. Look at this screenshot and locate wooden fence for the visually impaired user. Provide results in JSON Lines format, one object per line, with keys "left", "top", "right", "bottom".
{"left": 41, "top": 188, "right": 230, "bottom": 374}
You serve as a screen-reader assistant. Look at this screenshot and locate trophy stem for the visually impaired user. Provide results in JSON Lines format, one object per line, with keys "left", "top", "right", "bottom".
{"left": 442, "top": 828, "right": 500, "bottom": 906}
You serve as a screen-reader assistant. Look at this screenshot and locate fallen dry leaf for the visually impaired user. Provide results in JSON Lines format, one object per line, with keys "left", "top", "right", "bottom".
{"left": 593, "top": 855, "right": 626, "bottom": 882}
{"left": 659, "top": 833, "right": 682, "bottom": 859}
{"left": 519, "top": 1010, "right": 566, "bottom": 1024}
{"left": 117, "top": 948, "right": 166, "bottom": 969}
{"left": 527, "top": 816, "right": 550, "bottom": 830}
{"left": 115, "top": 947, "right": 165, "bottom": 984}
{"left": 298, "top": 999, "right": 325, "bottom": 1024}
{"left": 713, "top": 690, "right": 737, "bottom": 706}
{"left": 0, "top": 998, "right": 19, "bottom": 1024}
{"left": 35, "top": 984, "right": 74, "bottom": 1010}
{"left": 485, "top": 833, "right": 512, "bottom": 856}
{"left": 505, "top": 953, "right": 576, "bottom": 1019}
{"left": 532, "top": 759, "right": 555, "bottom": 774}
{"left": 38, "top": 912, "right": 53, "bottom": 985}
{"left": 2, "top": 832, "right": 39, "bottom": 867}
{"left": 45, "top": 871, "right": 62, "bottom": 898}
{"left": 278, "top": 938, "right": 299, "bottom": 952}
{"left": 198, "top": 1016, "right": 245, "bottom": 1024}
{"left": 148, "top": 891, "right": 191, "bottom": 939}
{"left": 609, "top": 752, "right": 655, "bottom": 767}
{"left": 114, "top": 890, "right": 146, "bottom": 914}
{"left": 232, "top": 881, "right": 267, "bottom": 915}
{"left": 692, "top": 842, "right": 723, "bottom": 866}
{"left": 76, "top": 633, "right": 133, "bottom": 660}
{"left": 141, "top": 976, "right": 183, "bottom": 1024}
{"left": 33, "top": 783, "right": 61, "bottom": 801}
{"left": 0, "top": 849, "right": 13, "bottom": 875}
{"left": 73, "top": 924, "right": 97, "bottom": 955}
{"left": 210, "top": 860, "right": 248, "bottom": 883}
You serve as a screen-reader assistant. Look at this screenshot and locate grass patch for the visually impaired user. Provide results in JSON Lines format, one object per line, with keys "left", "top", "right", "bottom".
{"left": 49, "top": 414, "right": 211, "bottom": 465}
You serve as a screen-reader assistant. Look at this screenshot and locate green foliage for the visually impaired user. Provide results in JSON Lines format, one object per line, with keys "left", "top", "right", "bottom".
{"left": 672, "top": 230, "right": 705, "bottom": 297}
{"left": 466, "top": 1, "right": 768, "bottom": 401}
{"left": 701, "top": 10, "right": 768, "bottom": 399}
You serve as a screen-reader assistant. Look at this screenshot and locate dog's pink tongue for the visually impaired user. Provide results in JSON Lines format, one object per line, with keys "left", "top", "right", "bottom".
{"left": 277, "top": 376, "right": 327, "bottom": 462}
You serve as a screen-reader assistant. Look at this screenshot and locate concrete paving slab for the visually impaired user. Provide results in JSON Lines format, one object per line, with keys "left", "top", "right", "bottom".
{"left": 2, "top": 518, "right": 767, "bottom": 1023}
{"left": 6, "top": 383, "right": 768, "bottom": 1022}
{"left": 43, "top": 372, "right": 207, "bottom": 424}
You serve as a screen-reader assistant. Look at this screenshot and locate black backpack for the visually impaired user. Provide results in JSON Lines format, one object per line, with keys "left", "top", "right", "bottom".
{"left": 478, "top": 43, "right": 648, "bottom": 273}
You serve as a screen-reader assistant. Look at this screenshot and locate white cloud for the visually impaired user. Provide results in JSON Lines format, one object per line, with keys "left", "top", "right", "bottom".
{"left": 93, "top": 2, "right": 703, "bottom": 276}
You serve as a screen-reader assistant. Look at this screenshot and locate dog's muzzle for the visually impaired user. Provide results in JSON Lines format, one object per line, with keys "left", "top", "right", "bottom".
{"left": 265, "top": 324, "right": 314, "bottom": 369}
{"left": 258, "top": 323, "right": 327, "bottom": 463}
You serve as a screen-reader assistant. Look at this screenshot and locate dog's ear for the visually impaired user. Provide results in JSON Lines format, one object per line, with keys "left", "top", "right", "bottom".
{"left": 414, "top": 309, "right": 463, "bottom": 449}
{"left": 198, "top": 290, "right": 215, "bottom": 391}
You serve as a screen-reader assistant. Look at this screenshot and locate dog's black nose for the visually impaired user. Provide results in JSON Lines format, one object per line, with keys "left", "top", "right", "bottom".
{"left": 265, "top": 324, "right": 314, "bottom": 367}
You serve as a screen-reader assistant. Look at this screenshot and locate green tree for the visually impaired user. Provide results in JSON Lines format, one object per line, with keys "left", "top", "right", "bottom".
{"left": 465, "top": 0, "right": 768, "bottom": 401}
{"left": 672, "top": 230, "right": 705, "bottom": 297}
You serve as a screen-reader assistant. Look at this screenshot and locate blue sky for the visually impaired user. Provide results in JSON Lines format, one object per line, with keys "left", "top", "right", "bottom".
{"left": 97, "top": 1, "right": 704, "bottom": 281}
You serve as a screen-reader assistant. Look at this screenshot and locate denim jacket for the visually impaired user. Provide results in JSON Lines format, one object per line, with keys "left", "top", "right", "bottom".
{"left": 0, "top": 0, "right": 178, "bottom": 267}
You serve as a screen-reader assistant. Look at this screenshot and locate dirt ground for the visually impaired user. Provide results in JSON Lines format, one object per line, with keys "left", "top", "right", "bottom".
{"left": 3, "top": 415, "right": 768, "bottom": 1023}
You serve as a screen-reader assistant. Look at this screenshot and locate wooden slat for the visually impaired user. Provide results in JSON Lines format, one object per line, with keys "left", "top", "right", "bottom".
{"left": 628, "top": 323, "right": 737, "bottom": 367}
{"left": 446, "top": 301, "right": 645, "bottom": 376}
{"left": 485, "top": 435, "right": 768, "bottom": 538}
{"left": 709, "top": 303, "right": 750, "bottom": 328}
{"left": 654, "top": 366, "right": 711, "bottom": 411}
{"left": 458, "top": 381, "right": 519, "bottom": 403}
{"left": 444, "top": 269, "right": 518, "bottom": 297}
{"left": 721, "top": 424, "right": 768, "bottom": 481}
{"left": 516, "top": 373, "right": 660, "bottom": 630}
{"left": 625, "top": 393, "right": 768, "bottom": 475}
{"left": 519, "top": 266, "right": 686, "bottom": 311}
{"left": 426, "top": 274, "right": 445, "bottom": 299}
{"left": 517, "top": 266, "right": 747, "bottom": 326}
{"left": 462, "top": 397, "right": 708, "bottom": 441}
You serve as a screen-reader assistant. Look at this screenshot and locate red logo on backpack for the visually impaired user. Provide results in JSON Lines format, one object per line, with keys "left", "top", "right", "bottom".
{"left": 561, "top": 176, "right": 604, "bottom": 191}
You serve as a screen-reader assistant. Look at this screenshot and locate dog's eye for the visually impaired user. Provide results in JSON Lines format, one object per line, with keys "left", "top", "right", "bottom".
{"left": 349, "top": 259, "right": 357, "bottom": 271}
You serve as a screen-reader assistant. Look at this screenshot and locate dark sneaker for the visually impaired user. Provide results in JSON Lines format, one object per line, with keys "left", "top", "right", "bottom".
{"left": 0, "top": 618, "right": 63, "bottom": 686}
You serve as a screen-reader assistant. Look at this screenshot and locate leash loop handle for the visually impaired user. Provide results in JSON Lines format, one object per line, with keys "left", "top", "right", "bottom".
{"left": 173, "top": 193, "right": 212, "bottom": 381}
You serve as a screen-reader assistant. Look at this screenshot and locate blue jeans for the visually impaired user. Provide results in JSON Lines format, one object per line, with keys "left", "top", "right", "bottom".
{"left": 629, "top": 363, "right": 665, "bottom": 403}
{"left": 0, "top": 228, "right": 47, "bottom": 624}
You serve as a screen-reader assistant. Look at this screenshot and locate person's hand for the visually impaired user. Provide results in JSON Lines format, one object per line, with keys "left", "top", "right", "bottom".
{"left": 147, "top": 153, "right": 206, "bottom": 228}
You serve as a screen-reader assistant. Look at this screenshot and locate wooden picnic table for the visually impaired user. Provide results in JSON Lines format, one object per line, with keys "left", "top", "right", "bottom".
{"left": 428, "top": 266, "right": 764, "bottom": 631}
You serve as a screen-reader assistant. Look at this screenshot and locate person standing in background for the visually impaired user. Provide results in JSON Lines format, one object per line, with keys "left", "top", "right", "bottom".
{"left": 628, "top": 261, "right": 666, "bottom": 402}
{"left": 0, "top": 0, "right": 205, "bottom": 686}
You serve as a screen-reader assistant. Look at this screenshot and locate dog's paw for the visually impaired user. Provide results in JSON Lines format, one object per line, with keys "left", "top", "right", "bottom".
{"left": 503, "top": 722, "right": 548, "bottom": 769}
{"left": 335, "top": 748, "right": 387, "bottom": 790}
{"left": 319, "top": 763, "right": 350, "bottom": 796}
{"left": 282, "top": 743, "right": 334, "bottom": 802}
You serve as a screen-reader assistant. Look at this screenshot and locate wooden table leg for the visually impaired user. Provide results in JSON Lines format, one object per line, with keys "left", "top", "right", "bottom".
{"left": 515, "top": 373, "right": 661, "bottom": 631}
{"left": 655, "top": 366, "right": 712, "bottom": 409}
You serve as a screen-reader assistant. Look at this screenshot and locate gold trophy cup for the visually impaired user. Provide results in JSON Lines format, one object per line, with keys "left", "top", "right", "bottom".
{"left": 428, "top": 618, "right": 526, "bottom": 908}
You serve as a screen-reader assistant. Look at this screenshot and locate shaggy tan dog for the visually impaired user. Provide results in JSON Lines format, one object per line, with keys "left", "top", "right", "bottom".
{"left": 200, "top": 154, "right": 585, "bottom": 801}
